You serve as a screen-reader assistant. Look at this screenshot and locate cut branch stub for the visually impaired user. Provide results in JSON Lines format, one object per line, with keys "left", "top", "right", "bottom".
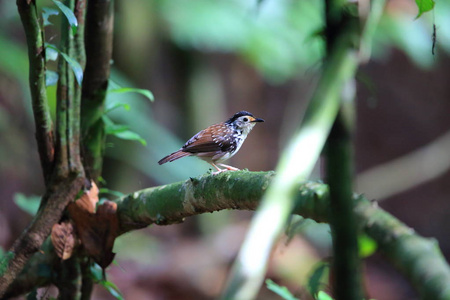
{"left": 68, "top": 182, "right": 119, "bottom": 269}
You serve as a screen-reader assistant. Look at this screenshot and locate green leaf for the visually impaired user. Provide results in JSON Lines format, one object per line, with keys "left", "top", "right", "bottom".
{"left": 59, "top": 51, "right": 83, "bottom": 85}
{"left": 103, "top": 115, "right": 129, "bottom": 134}
{"left": 308, "top": 262, "right": 329, "bottom": 298}
{"left": 317, "top": 291, "right": 333, "bottom": 300}
{"left": 46, "top": 70, "right": 59, "bottom": 86}
{"left": 103, "top": 115, "right": 147, "bottom": 145}
{"left": 89, "top": 263, "right": 124, "bottom": 300}
{"left": 13, "top": 193, "right": 41, "bottom": 216}
{"left": 358, "top": 234, "right": 377, "bottom": 258}
{"left": 109, "top": 87, "right": 154, "bottom": 102}
{"left": 265, "top": 279, "right": 300, "bottom": 300}
{"left": 105, "top": 102, "right": 131, "bottom": 114}
{"left": 113, "top": 130, "right": 147, "bottom": 146}
{"left": 46, "top": 47, "right": 59, "bottom": 61}
{"left": 42, "top": 7, "right": 59, "bottom": 27}
{"left": 90, "top": 263, "right": 104, "bottom": 281}
{"left": 99, "top": 280, "right": 124, "bottom": 300}
{"left": 45, "top": 43, "right": 83, "bottom": 85}
{"left": 415, "top": 0, "right": 435, "bottom": 18}
{"left": 52, "top": 0, "right": 78, "bottom": 35}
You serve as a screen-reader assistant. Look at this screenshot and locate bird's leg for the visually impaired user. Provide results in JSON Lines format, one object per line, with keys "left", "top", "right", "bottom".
{"left": 218, "top": 163, "right": 240, "bottom": 171}
{"left": 210, "top": 162, "right": 227, "bottom": 175}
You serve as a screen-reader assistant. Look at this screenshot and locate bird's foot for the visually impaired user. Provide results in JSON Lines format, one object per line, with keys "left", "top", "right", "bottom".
{"left": 211, "top": 168, "right": 228, "bottom": 175}
{"left": 218, "top": 163, "right": 240, "bottom": 171}
{"left": 210, "top": 163, "right": 240, "bottom": 175}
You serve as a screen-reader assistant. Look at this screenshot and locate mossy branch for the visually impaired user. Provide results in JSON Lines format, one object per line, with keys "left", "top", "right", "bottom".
{"left": 114, "top": 171, "right": 450, "bottom": 300}
{"left": 81, "top": 0, "right": 114, "bottom": 181}
{"left": 55, "top": 0, "right": 84, "bottom": 178}
{"left": 4, "top": 172, "right": 450, "bottom": 298}
{"left": 17, "top": 0, "right": 55, "bottom": 185}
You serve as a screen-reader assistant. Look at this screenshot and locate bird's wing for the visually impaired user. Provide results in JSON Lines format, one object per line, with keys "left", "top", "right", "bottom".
{"left": 182, "top": 123, "right": 235, "bottom": 154}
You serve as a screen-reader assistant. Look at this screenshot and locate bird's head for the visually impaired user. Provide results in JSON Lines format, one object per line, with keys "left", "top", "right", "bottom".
{"left": 225, "top": 111, "right": 264, "bottom": 134}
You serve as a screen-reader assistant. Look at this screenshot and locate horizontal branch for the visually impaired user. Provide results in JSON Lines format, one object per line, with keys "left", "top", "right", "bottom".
{"left": 5, "top": 171, "right": 450, "bottom": 298}
{"left": 116, "top": 171, "right": 450, "bottom": 299}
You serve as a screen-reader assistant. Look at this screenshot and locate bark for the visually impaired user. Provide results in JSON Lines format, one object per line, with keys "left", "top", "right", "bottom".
{"left": 17, "top": 0, "right": 55, "bottom": 185}
{"left": 81, "top": 0, "right": 114, "bottom": 181}
{"left": 0, "top": 176, "right": 84, "bottom": 297}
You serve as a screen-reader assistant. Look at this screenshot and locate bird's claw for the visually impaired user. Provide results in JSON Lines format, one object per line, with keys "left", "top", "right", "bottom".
{"left": 212, "top": 169, "right": 228, "bottom": 175}
{"left": 218, "top": 164, "right": 240, "bottom": 171}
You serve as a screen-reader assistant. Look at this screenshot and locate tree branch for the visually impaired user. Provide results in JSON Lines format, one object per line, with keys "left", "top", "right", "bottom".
{"left": 115, "top": 171, "right": 450, "bottom": 299}
{"left": 81, "top": 0, "right": 114, "bottom": 181}
{"left": 2, "top": 239, "right": 53, "bottom": 299}
{"left": 0, "top": 176, "right": 84, "bottom": 297}
{"left": 55, "top": 0, "right": 85, "bottom": 178}
{"left": 17, "top": 0, "right": 55, "bottom": 185}
{"left": 324, "top": 1, "right": 362, "bottom": 298}
{"left": 4, "top": 172, "right": 450, "bottom": 298}
{"left": 1, "top": 1, "right": 87, "bottom": 297}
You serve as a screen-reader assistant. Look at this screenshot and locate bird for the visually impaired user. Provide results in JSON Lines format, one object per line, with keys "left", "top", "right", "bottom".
{"left": 158, "top": 111, "right": 264, "bottom": 174}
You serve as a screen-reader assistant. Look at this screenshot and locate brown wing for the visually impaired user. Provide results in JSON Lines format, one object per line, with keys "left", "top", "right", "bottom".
{"left": 182, "top": 123, "right": 235, "bottom": 154}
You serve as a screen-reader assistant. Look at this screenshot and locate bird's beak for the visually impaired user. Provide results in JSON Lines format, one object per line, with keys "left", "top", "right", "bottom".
{"left": 251, "top": 117, "right": 265, "bottom": 123}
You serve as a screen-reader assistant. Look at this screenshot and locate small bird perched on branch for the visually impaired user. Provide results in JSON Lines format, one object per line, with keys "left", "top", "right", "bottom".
{"left": 158, "top": 111, "right": 264, "bottom": 174}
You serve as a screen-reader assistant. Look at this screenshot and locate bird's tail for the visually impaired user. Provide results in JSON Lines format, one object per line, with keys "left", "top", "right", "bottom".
{"left": 158, "top": 150, "right": 191, "bottom": 165}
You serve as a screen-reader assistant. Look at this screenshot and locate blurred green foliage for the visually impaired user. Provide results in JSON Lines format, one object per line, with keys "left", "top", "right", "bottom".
{"left": 13, "top": 193, "right": 41, "bottom": 216}
{"left": 159, "top": 0, "right": 325, "bottom": 82}
{"left": 266, "top": 279, "right": 299, "bottom": 300}
{"left": 105, "top": 70, "right": 208, "bottom": 184}
{"left": 1, "top": 0, "right": 449, "bottom": 187}
{"left": 1, "top": 0, "right": 450, "bottom": 297}
{"left": 90, "top": 263, "right": 125, "bottom": 300}
{"left": 358, "top": 234, "right": 377, "bottom": 258}
{"left": 307, "top": 262, "right": 329, "bottom": 299}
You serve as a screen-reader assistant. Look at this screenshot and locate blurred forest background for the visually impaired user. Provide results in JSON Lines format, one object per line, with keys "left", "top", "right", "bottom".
{"left": 1, "top": 0, "right": 450, "bottom": 299}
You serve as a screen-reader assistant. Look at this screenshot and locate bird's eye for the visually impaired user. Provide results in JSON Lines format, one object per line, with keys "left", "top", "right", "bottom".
{"left": 243, "top": 117, "right": 249, "bottom": 122}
